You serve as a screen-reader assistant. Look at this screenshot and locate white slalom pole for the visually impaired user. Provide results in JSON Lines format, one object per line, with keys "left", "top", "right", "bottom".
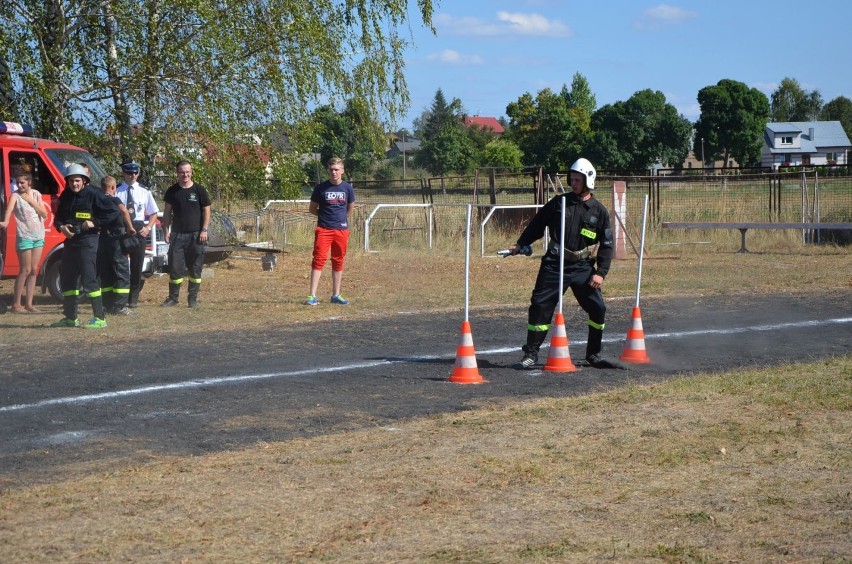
{"left": 464, "top": 203, "right": 472, "bottom": 322}
{"left": 558, "top": 195, "right": 566, "bottom": 313}
{"left": 634, "top": 195, "right": 649, "bottom": 308}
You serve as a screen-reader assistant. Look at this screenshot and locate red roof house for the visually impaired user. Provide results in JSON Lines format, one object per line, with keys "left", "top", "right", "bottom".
{"left": 462, "top": 116, "right": 504, "bottom": 135}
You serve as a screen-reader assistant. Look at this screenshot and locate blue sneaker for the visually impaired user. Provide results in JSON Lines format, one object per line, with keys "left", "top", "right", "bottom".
{"left": 330, "top": 294, "right": 349, "bottom": 305}
{"left": 305, "top": 295, "right": 319, "bottom": 306}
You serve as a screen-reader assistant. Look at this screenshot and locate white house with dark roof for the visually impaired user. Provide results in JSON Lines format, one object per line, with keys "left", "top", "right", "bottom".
{"left": 761, "top": 121, "right": 850, "bottom": 169}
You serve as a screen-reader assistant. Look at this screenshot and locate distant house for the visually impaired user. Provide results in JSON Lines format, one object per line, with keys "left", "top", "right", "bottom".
{"left": 385, "top": 132, "right": 421, "bottom": 159}
{"left": 761, "top": 121, "right": 850, "bottom": 169}
{"left": 682, "top": 151, "right": 738, "bottom": 170}
{"left": 462, "top": 115, "right": 504, "bottom": 135}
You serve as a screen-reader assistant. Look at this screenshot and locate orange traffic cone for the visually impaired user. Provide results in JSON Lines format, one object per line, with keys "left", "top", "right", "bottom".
{"left": 543, "top": 312, "right": 577, "bottom": 373}
{"left": 449, "top": 320, "right": 486, "bottom": 384}
{"left": 620, "top": 306, "right": 651, "bottom": 363}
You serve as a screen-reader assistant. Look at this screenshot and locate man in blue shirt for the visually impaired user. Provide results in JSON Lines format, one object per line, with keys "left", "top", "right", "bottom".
{"left": 305, "top": 157, "right": 355, "bottom": 306}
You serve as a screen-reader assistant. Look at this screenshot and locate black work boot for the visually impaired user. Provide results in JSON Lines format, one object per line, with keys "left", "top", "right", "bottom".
{"left": 585, "top": 326, "right": 603, "bottom": 365}
{"left": 162, "top": 283, "right": 180, "bottom": 307}
{"left": 187, "top": 281, "right": 200, "bottom": 309}
{"left": 585, "top": 327, "right": 623, "bottom": 369}
{"left": 129, "top": 281, "right": 143, "bottom": 307}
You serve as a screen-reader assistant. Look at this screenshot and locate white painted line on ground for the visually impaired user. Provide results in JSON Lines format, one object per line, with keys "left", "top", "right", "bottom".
{"left": 1, "top": 317, "right": 849, "bottom": 414}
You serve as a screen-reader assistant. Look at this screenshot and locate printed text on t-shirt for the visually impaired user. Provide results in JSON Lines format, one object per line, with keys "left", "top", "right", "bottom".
{"left": 325, "top": 192, "right": 347, "bottom": 204}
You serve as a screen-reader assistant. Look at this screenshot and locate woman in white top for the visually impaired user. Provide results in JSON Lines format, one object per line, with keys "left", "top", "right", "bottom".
{"left": 1, "top": 172, "right": 48, "bottom": 313}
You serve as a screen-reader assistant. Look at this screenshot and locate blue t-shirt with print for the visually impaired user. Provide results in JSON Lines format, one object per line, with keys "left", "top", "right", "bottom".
{"left": 311, "top": 180, "right": 355, "bottom": 229}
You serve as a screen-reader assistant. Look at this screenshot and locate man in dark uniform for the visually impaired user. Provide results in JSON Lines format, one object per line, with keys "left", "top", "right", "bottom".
{"left": 52, "top": 163, "right": 120, "bottom": 328}
{"left": 116, "top": 161, "right": 160, "bottom": 308}
{"left": 508, "top": 157, "right": 618, "bottom": 369}
{"left": 161, "top": 160, "right": 211, "bottom": 309}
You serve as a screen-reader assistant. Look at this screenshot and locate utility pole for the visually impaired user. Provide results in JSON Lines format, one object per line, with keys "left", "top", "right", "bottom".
{"left": 401, "top": 131, "right": 407, "bottom": 189}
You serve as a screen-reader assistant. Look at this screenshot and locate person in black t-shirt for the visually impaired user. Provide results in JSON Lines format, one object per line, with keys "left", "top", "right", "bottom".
{"left": 161, "top": 160, "right": 211, "bottom": 309}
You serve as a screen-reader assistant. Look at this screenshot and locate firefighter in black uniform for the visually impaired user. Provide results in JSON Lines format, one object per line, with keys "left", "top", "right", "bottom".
{"left": 98, "top": 175, "right": 135, "bottom": 315}
{"left": 508, "top": 158, "right": 618, "bottom": 369}
{"left": 52, "top": 163, "right": 120, "bottom": 328}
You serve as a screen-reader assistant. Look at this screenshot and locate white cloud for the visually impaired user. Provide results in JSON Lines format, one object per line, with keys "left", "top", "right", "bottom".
{"left": 678, "top": 103, "right": 701, "bottom": 121}
{"left": 751, "top": 81, "right": 778, "bottom": 95}
{"left": 425, "top": 49, "right": 484, "bottom": 65}
{"left": 496, "top": 11, "right": 572, "bottom": 36}
{"left": 634, "top": 4, "right": 697, "bottom": 31}
{"left": 435, "top": 11, "right": 571, "bottom": 38}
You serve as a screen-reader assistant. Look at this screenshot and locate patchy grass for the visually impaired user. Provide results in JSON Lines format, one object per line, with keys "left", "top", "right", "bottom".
{"left": 1, "top": 235, "right": 851, "bottom": 561}
{"left": 0, "top": 357, "right": 849, "bottom": 561}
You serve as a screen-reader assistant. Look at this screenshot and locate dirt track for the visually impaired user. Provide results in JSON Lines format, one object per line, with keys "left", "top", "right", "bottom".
{"left": 1, "top": 291, "right": 850, "bottom": 488}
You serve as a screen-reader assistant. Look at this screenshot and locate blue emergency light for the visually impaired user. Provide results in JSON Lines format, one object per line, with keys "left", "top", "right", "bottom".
{"left": 0, "top": 121, "right": 35, "bottom": 136}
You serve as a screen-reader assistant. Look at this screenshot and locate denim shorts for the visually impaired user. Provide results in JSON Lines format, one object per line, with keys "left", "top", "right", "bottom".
{"left": 17, "top": 237, "right": 45, "bottom": 251}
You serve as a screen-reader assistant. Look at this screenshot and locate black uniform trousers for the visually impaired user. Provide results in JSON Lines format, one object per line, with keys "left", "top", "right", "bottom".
{"left": 127, "top": 233, "right": 147, "bottom": 305}
{"left": 167, "top": 231, "right": 206, "bottom": 303}
{"left": 524, "top": 255, "right": 606, "bottom": 358}
{"left": 60, "top": 236, "right": 106, "bottom": 321}
{"left": 97, "top": 232, "right": 131, "bottom": 311}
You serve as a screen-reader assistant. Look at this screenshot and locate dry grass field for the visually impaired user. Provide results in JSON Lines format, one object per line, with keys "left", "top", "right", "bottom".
{"left": 1, "top": 233, "right": 851, "bottom": 562}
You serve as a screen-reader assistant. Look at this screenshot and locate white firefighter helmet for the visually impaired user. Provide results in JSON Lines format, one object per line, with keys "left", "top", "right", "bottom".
{"left": 64, "top": 163, "right": 90, "bottom": 183}
{"left": 569, "top": 158, "right": 596, "bottom": 190}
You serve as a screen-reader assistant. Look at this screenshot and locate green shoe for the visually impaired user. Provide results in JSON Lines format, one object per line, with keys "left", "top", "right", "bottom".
{"left": 51, "top": 318, "right": 80, "bottom": 328}
{"left": 82, "top": 317, "right": 107, "bottom": 329}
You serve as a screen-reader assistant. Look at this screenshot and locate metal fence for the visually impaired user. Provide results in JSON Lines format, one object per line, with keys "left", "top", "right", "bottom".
{"left": 644, "top": 171, "right": 851, "bottom": 224}
{"left": 157, "top": 168, "right": 852, "bottom": 251}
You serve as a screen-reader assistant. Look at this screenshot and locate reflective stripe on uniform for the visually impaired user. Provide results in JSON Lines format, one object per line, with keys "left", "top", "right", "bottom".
{"left": 528, "top": 323, "right": 551, "bottom": 332}
{"left": 63, "top": 289, "right": 80, "bottom": 297}
{"left": 87, "top": 289, "right": 102, "bottom": 298}
{"left": 188, "top": 277, "right": 202, "bottom": 284}
{"left": 588, "top": 319, "right": 605, "bottom": 330}
{"left": 170, "top": 277, "right": 184, "bottom": 285}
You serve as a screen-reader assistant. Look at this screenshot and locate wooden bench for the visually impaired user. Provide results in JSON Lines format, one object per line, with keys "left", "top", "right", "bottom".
{"left": 661, "top": 222, "right": 852, "bottom": 253}
{"left": 381, "top": 214, "right": 424, "bottom": 237}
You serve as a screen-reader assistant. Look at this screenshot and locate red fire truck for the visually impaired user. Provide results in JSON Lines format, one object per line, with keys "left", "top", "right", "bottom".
{"left": 0, "top": 121, "right": 167, "bottom": 305}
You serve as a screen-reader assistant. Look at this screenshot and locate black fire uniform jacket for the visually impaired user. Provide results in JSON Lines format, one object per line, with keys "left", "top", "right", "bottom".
{"left": 54, "top": 184, "right": 120, "bottom": 240}
{"left": 53, "top": 184, "right": 120, "bottom": 321}
{"left": 516, "top": 192, "right": 615, "bottom": 357}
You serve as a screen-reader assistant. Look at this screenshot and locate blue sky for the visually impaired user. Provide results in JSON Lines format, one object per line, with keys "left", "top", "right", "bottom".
{"left": 397, "top": 0, "right": 851, "bottom": 130}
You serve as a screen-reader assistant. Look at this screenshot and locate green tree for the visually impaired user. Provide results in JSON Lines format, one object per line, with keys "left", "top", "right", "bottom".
{"left": 563, "top": 72, "right": 596, "bottom": 131}
{"left": 464, "top": 120, "right": 499, "bottom": 167}
{"left": 770, "top": 77, "right": 823, "bottom": 122}
{"left": 0, "top": 21, "right": 19, "bottom": 122}
{"left": 481, "top": 139, "right": 524, "bottom": 168}
{"left": 503, "top": 74, "right": 595, "bottom": 171}
{"left": 587, "top": 89, "right": 691, "bottom": 171}
{"left": 414, "top": 89, "right": 476, "bottom": 175}
{"left": 505, "top": 88, "right": 585, "bottom": 171}
{"left": 310, "top": 100, "right": 384, "bottom": 179}
{"left": 822, "top": 95, "right": 852, "bottom": 140}
{"left": 694, "top": 79, "right": 770, "bottom": 167}
{"left": 2, "top": 0, "right": 435, "bottom": 201}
